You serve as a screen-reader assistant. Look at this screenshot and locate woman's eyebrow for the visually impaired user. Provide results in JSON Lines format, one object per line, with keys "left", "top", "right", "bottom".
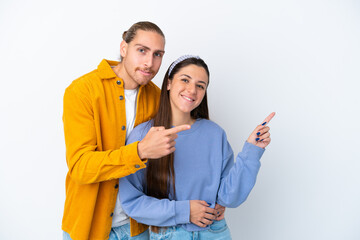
{"left": 180, "top": 74, "right": 192, "bottom": 79}
{"left": 197, "top": 81, "right": 207, "bottom": 85}
{"left": 180, "top": 74, "right": 208, "bottom": 85}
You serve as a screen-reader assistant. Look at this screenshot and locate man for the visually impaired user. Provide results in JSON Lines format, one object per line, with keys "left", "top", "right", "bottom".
{"left": 62, "top": 21, "right": 223, "bottom": 240}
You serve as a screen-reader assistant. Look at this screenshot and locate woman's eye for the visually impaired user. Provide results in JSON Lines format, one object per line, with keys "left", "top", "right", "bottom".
{"left": 197, "top": 85, "right": 205, "bottom": 89}
{"left": 139, "top": 49, "right": 145, "bottom": 53}
{"left": 181, "top": 79, "right": 189, "bottom": 83}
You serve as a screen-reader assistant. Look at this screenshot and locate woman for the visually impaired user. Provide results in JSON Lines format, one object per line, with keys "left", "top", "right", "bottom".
{"left": 119, "top": 55, "right": 274, "bottom": 239}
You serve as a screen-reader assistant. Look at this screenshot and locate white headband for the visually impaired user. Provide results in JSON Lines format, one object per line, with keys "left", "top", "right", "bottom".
{"left": 168, "top": 55, "right": 200, "bottom": 76}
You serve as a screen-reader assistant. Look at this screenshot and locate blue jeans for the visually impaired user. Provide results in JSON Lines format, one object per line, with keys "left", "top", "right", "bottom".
{"left": 63, "top": 223, "right": 149, "bottom": 240}
{"left": 149, "top": 219, "right": 231, "bottom": 240}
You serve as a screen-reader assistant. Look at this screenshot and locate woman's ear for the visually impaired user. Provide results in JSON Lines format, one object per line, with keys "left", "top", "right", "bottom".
{"left": 167, "top": 79, "right": 171, "bottom": 90}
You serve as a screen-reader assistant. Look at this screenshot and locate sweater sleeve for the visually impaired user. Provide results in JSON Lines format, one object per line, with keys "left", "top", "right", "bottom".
{"left": 119, "top": 171, "right": 190, "bottom": 227}
{"left": 118, "top": 125, "right": 190, "bottom": 227}
{"left": 216, "top": 138, "right": 265, "bottom": 208}
{"left": 63, "top": 87, "right": 146, "bottom": 184}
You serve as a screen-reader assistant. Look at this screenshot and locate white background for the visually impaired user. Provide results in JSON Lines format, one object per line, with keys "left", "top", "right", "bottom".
{"left": 0, "top": 0, "right": 359, "bottom": 239}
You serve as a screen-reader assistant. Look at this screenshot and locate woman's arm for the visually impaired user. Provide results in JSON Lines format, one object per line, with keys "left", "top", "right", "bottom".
{"left": 217, "top": 113, "right": 274, "bottom": 207}
{"left": 118, "top": 170, "right": 190, "bottom": 227}
{"left": 216, "top": 140, "right": 264, "bottom": 208}
{"left": 119, "top": 122, "right": 217, "bottom": 227}
{"left": 119, "top": 169, "right": 217, "bottom": 227}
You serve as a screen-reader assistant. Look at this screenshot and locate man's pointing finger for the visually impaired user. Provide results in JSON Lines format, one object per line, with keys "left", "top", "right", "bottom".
{"left": 165, "top": 124, "right": 191, "bottom": 135}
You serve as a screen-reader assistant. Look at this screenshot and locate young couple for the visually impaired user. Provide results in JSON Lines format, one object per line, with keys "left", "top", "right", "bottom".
{"left": 62, "top": 21, "right": 274, "bottom": 240}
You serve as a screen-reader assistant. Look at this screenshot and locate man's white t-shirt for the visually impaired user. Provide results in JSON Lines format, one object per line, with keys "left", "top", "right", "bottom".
{"left": 112, "top": 88, "right": 139, "bottom": 227}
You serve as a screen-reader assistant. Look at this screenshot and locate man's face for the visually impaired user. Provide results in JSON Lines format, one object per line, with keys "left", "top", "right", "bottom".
{"left": 121, "top": 30, "right": 165, "bottom": 88}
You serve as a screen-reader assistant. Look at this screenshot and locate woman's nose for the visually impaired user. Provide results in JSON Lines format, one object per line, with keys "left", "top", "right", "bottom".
{"left": 186, "top": 83, "right": 196, "bottom": 94}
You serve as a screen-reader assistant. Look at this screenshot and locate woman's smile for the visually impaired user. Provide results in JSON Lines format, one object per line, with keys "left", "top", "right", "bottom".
{"left": 168, "top": 64, "right": 208, "bottom": 117}
{"left": 181, "top": 94, "right": 195, "bottom": 102}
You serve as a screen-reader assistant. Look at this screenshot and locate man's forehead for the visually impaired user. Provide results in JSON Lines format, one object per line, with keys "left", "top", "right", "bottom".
{"left": 131, "top": 30, "right": 165, "bottom": 51}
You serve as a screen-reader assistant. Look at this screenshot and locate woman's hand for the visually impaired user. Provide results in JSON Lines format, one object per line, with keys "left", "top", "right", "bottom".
{"left": 247, "top": 112, "right": 275, "bottom": 149}
{"left": 190, "top": 200, "right": 217, "bottom": 227}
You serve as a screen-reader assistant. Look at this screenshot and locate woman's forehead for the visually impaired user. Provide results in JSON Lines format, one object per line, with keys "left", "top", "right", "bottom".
{"left": 175, "top": 65, "right": 209, "bottom": 82}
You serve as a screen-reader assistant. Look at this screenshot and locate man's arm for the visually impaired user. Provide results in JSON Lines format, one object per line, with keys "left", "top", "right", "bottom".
{"left": 63, "top": 86, "right": 191, "bottom": 185}
{"left": 63, "top": 87, "right": 146, "bottom": 184}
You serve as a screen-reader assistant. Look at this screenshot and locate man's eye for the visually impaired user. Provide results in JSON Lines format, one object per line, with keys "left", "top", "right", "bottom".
{"left": 139, "top": 49, "right": 145, "bottom": 53}
{"left": 154, "top": 52, "right": 162, "bottom": 57}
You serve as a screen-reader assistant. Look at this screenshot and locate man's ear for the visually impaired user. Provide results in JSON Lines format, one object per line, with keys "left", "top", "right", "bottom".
{"left": 120, "top": 40, "right": 127, "bottom": 59}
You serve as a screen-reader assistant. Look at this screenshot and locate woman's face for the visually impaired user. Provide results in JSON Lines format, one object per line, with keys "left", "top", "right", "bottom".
{"left": 167, "top": 64, "right": 209, "bottom": 116}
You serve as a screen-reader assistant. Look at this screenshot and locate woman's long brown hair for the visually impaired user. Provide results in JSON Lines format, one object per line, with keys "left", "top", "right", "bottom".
{"left": 146, "top": 57, "right": 210, "bottom": 231}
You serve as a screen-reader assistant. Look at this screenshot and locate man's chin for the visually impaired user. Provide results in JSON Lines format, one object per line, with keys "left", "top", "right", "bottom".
{"left": 137, "top": 77, "right": 153, "bottom": 86}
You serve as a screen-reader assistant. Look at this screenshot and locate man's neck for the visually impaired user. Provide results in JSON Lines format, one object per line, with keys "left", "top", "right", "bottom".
{"left": 112, "top": 63, "right": 139, "bottom": 90}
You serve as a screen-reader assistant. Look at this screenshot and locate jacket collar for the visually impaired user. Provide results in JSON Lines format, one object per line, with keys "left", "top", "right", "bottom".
{"left": 96, "top": 59, "right": 146, "bottom": 91}
{"left": 97, "top": 59, "right": 119, "bottom": 79}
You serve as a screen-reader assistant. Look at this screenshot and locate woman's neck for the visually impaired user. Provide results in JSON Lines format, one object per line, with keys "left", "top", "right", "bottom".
{"left": 171, "top": 112, "right": 196, "bottom": 126}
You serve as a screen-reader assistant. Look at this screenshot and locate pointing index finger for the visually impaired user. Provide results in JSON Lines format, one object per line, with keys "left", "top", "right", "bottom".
{"left": 165, "top": 124, "right": 191, "bottom": 135}
{"left": 262, "top": 112, "right": 276, "bottom": 125}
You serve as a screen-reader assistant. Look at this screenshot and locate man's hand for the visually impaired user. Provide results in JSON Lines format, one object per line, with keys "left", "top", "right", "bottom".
{"left": 214, "top": 204, "right": 226, "bottom": 220}
{"left": 190, "top": 200, "right": 217, "bottom": 228}
{"left": 137, "top": 125, "right": 191, "bottom": 159}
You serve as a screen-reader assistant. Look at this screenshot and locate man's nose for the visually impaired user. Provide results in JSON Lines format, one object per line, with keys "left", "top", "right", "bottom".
{"left": 144, "top": 54, "right": 153, "bottom": 68}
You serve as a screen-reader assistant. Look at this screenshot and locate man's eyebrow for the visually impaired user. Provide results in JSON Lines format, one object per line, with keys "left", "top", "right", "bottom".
{"left": 134, "top": 44, "right": 165, "bottom": 53}
{"left": 134, "top": 44, "right": 150, "bottom": 51}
